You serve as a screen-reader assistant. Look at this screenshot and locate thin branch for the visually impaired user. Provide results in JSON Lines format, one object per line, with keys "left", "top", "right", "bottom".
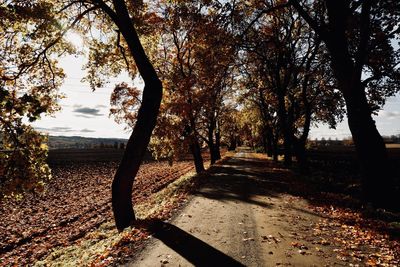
{"left": 116, "top": 30, "right": 131, "bottom": 73}
{"left": 241, "top": 3, "right": 290, "bottom": 38}
{"left": 2, "top": 6, "right": 99, "bottom": 81}
{"left": 362, "top": 74, "right": 381, "bottom": 86}
{"left": 288, "top": 0, "right": 327, "bottom": 41}
{"left": 354, "top": 0, "right": 372, "bottom": 79}
{"left": 44, "top": 53, "right": 57, "bottom": 89}
{"left": 92, "top": 0, "right": 119, "bottom": 23}
{"left": 57, "top": 0, "right": 87, "bottom": 13}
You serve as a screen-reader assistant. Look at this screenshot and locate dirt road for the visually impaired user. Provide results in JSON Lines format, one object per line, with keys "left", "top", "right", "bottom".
{"left": 127, "top": 151, "right": 349, "bottom": 266}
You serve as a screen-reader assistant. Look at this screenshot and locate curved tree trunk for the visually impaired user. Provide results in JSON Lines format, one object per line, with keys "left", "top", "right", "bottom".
{"left": 325, "top": 19, "right": 397, "bottom": 207}
{"left": 328, "top": 49, "right": 397, "bottom": 207}
{"left": 104, "top": 0, "right": 163, "bottom": 231}
{"left": 112, "top": 80, "right": 162, "bottom": 231}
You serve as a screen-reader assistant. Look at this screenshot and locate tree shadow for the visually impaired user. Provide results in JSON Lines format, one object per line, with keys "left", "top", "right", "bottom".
{"left": 192, "top": 157, "right": 289, "bottom": 208}
{"left": 144, "top": 220, "right": 245, "bottom": 267}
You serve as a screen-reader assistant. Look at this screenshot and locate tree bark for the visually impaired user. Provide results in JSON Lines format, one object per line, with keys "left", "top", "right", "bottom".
{"left": 189, "top": 135, "right": 205, "bottom": 173}
{"left": 112, "top": 79, "right": 162, "bottom": 231}
{"left": 290, "top": 0, "right": 398, "bottom": 208}
{"left": 228, "top": 135, "right": 237, "bottom": 151}
{"left": 272, "top": 135, "right": 279, "bottom": 162}
{"left": 343, "top": 82, "right": 396, "bottom": 207}
{"left": 103, "top": 0, "right": 163, "bottom": 231}
{"left": 294, "top": 98, "right": 312, "bottom": 173}
{"left": 265, "top": 126, "right": 275, "bottom": 158}
{"left": 208, "top": 124, "right": 217, "bottom": 165}
{"left": 293, "top": 138, "right": 308, "bottom": 174}
{"left": 277, "top": 93, "right": 293, "bottom": 166}
{"left": 215, "top": 129, "right": 221, "bottom": 160}
{"left": 324, "top": 0, "right": 397, "bottom": 207}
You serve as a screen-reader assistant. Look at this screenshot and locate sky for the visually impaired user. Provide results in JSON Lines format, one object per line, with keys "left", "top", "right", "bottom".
{"left": 309, "top": 94, "right": 400, "bottom": 140}
{"left": 32, "top": 54, "right": 133, "bottom": 139}
{"left": 32, "top": 52, "right": 400, "bottom": 140}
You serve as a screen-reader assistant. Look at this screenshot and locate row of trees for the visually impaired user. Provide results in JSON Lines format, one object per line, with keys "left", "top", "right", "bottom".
{"left": 1, "top": 0, "right": 399, "bottom": 230}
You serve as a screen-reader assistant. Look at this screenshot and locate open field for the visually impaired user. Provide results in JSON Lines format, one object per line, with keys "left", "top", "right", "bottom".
{"left": 307, "top": 146, "right": 400, "bottom": 170}
{"left": 0, "top": 149, "right": 199, "bottom": 265}
{"left": 47, "top": 149, "right": 127, "bottom": 165}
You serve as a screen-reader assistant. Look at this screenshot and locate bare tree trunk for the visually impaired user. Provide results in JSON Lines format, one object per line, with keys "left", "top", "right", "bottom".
{"left": 112, "top": 80, "right": 162, "bottom": 230}
{"left": 208, "top": 124, "right": 217, "bottom": 165}
{"left": 276, "top": 90, "right": 293, "bottom": 166}
{"left": 272, "top": 135, "right": 279, "bottom": 162}
{"left": 325, "top": 11, "right": 397, "bottom": 207}
{"left": 294, "top": 104, "right": 311, "bottom": 173}
{"left": 103, "top": 0, "right": 163, "bottom": 231}
{"left": 293, "top": 139, "right": 308, "bottom": 174}
{"left": 343, "top": 82, "right": 396, "bottom": 207}
{"left": 228, "top": 134, "right": 237, "bottom": 151}
{"left": 265, "top": 127, "right": 274, "bottom": 158}
{"left": 189, "top": 135, "right": 205, "bottom": 173}
{"left": 215, "top": 129, "right": 221, "bottom": 160}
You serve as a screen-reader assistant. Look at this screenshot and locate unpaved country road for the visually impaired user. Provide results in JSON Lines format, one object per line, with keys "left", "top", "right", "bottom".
{"left": 127, "top": 151, "right": 345, "bottom": 266}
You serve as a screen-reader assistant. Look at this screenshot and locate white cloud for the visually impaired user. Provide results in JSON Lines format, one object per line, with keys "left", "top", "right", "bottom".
{"left": 377, "top": 110, "right": 400, "bottom": 120}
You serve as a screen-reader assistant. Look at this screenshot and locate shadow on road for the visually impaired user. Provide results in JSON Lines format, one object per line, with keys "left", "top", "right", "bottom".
{"left": 193, "top": 155, "right": 291, "bottom": 209}
{"left": 146, "top": 220, "right": 245, "bottom": 267}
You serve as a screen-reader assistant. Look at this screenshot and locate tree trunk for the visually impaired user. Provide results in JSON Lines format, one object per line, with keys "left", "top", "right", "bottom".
{"left": 208, "top": 142, "right": 216, "bottom": 164}
{"left": 295, "top": 103, "right": 311, "bottom": 173}
{"left": 106, "top": 0, "right": 163, "bottom": 231}
{"left": 293, "top": 138, "right": 308, "bottom": 174}
{"left": 277, "top": 92, "right": 293, "bottom": 166}
{"left": 207, "top": 116, "right": 220, "bottom": 164}
{"left": 189, "top": 135, "right": 205, "bottom": 173}
{"left": 343, "top": 83, "right": 397, "bottom": 207}
{"left": 272, "top": 135, "right": 279, "bottom": 162}
{"left": 326, "top": 31, "right": 397, "bottom": 207}
{"left": 112, "top": 78, "right": 162, "bottom": 231}
{"left": 262, "top": 134, "right": 268, "bottom": 154}
{"left": 265, "top": 127, "right": 274, "bottom": 158}
{"left": 215, "top": 129, "right": 221, "bottom": 160}
{"left": 208, "top": 126, "right": 216, "bottom": 165}
{"left": 228, "top": 135, "right": 237, "bottom": 151}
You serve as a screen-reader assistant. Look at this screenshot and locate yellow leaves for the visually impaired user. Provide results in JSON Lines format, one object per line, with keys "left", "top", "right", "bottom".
{"left": 5, "top": 80, "right": 16, "bottom": 87}
{"left": 40, "top": 143, "right": 48, "bottom": 150}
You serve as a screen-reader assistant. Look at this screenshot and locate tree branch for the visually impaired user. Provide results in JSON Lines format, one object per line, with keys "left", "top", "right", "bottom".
{"left": 354, "top": 0, "right": 372, "bottom": 80}
{"left": 116, "top": 30, "right": 131, "bottom": 73}
{"left": 240, "top": 3, "right": 290, "bottom": 39}
{"left": 92, "top": 0, "right": 119, "bottom": 23}
{"left": 2, "top": 6, "right": 99, "bottom": 81}
{"left": 288, "top": 0, "right": 328, "bottom": 41}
